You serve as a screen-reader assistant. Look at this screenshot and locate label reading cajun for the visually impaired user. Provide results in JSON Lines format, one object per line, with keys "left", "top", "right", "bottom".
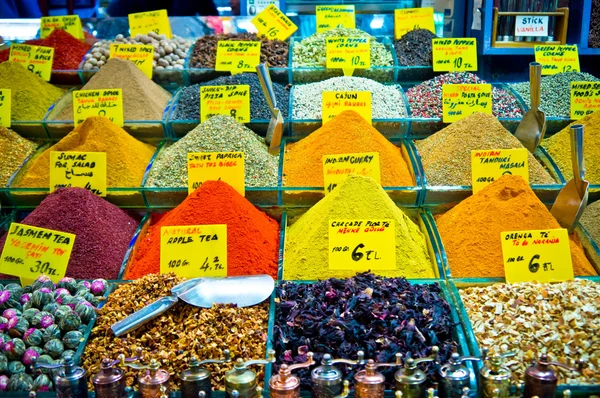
{"left": 215, "top": 41, "right": 261, "bottom": 75}
{"left": 316, "top": 5, "right": 355, "bottom": 33}
{"left": 0, "top": 89, "right": 11, "bottom": 128}
{"left": 534, "top": 45, "right": 580, "bottom": 75}
{"left": 501, "top": 229, "right": 573, "bottom": 283}
{"left": 110, "top": 44, "right": 154, "bottom": 79}
{"left": 160, "top": 224, "right": 227, "bottom": 278}
{"left": 322, "top": 91, "right": 372, "bottom": 124}
{"left": 514, "top": 15, "right": 549, "bottom": 37}
{"left": 326, "top": 37, "right": 370, "bottom": 77}
{"left": 322, "top": 152, "right": 380, "bottom": 194}
{"left": 72, "top": 89, "right": 124, "bottom": 127}
{"left": 251, "top": 4, "right": 298, "bottom": 41}
{"left": 9, "top": 44, "right": 54, "bottom": 82}
{"left": 432, "top": 38, "right": 478, "bottom": 72}
{"left": 570, "top": 82, "right": 600, "bottom": 120}
{"left": 442, "top": 84, "right": 492, "bottom": 123}
{"left": 187, "top": 152, "right": 245, "bottom": 196}
{"left": 394, "top": 8, "right": 435, "bottom": 39}
{"left": 128, "top": 9, "right": 172, "bottom": 38}
{"left": 329, "top": 219, "right": 395, "bottom": 270}
{"left": 49, "top": 151, "right": 107, "bottom": 197}
{"left": 200, "top": 85, "right": 250, "bottom": 124}
{"left": 471, "top": 148, "right": 529, "bottom": 194}
{"left": 0, "top": 223, "right": 75, "bottom": 283}
{"left": 40, "top": 15, "right": 83, "bottom": 39}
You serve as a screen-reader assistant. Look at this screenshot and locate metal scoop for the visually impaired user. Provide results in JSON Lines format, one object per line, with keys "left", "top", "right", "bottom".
{"left": 515, "top": 62, "right": 546, "bottom": 153}
{"left": 111, "top": 274, "right": 275, "bottom": 336}
{"left": 551, "top": 124, "right": 589, "bottom": 233}
{"left": 256, "top": 63, "right": 283, "bottom": 155}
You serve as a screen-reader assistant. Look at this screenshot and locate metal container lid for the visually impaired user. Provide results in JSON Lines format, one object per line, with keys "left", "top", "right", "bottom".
{"left": 354, "top": 363, "right": 385, "bottom": 386}
{"left": 138, "top": 360, "right": 170, "bottom": 386}
{"left": 311, "top": 355, "right": 342, "bottom": 384}
{"left": 180, "top": 357, "right": 211, "bottom": 382}
{"left": 269, "top": 371, "right": 300, "bottom": 391}
{"left": 480, "top": 357, "right": 511, "bottom": 382}
{"left": 395, "top": 359, "right": 427, "bottom": 385}
{"left": 226, "top": 359, "right": 258, "bottom": 386}
{"left": 92, "top": 358, "right": 125, "bottom": 385}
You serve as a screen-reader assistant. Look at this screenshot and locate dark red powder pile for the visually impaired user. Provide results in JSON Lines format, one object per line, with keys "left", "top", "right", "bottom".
{"left": 0, "top": 188, "right": 140, "bottom": 279}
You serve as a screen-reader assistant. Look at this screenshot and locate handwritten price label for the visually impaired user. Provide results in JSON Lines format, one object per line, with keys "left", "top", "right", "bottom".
{"left": 471, "top": 149, "right": 529, "bottom": 193}
{"left": 160, "top": 224, "right": 227, "bottom": 278}
{"left": 251, "top": 4, "right": 298, "bottom": 41}
{"left": 322, "top": 91, "right": 372, "bottom": 123}
{"left": 110, "top": 44, "right": 154, "bottom": 79}
{"left": 329, "top": 219, "right": 395, "bottom": 270}
{"left": 0, "top": 223, "right": 75, "bottom": 283}
{"left": 570, "top": 82, "right": 600, "bottom": 120}
{"left": 49, "top": 152, "right": 107, "bottom": 196}
{"left": 128, "top": 9, "right": 172, "bottom": 38}
{"left": 73, "top": 89, "right": 124, "bottom": 127}
{"left": 187, "top": 152, "right": 245, "bottom": 196}
{"left": 515, "top": 16, "right": 548, "bottom": 37}
{"left": 432, "top": 38, "right": 477, "bottom": 72}
{"left": 501, "top": 229, "right": 573, "bottom": 283}
{"left": 41, "top": 15, "right": 83, "bottom": 39}
{"left": 326, "top": 37, "right": 370, "bottom": 77}
{"left": 322, "top": 152, "right": 380, "bottom": 194}
{"left": 535, "top": 45, "right": 580, "bottom": 75}
{"left": 442, "top": 84, "right": 492, "bottom": 123}
{"left": 200, "top": 85, "right": 250, "bottom": 124}
{"left": 0, "top": 89, "right": 11, "bottom": 128}
{"left": 316, "top": 5, "right": 355, "bottom": 33}
{"left": 215, "top": 41, "right": 261, "bottom": 75}
{"left": 9, "top": 44, "right": 54, "bottom": 82}
{"left": 394, "top": 8, "right": 435, "bottom": 39}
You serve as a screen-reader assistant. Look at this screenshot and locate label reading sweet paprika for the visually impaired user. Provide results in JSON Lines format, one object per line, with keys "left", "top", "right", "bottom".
{"left": 570, "top": 82, "right": 600, "bottom": 120}
{"left": 41, "top": 15, "right": 84, "bottom": 39}
{"left": 316, "top": 5, "right": 355, "bottom": 33}
{"left": 534, "top": 45, "right": 580, "bottom": 75}
{"left": 394, "top": 8, "right": 435, "bottom": 39}
{"left": 9, "top": 44, "right": 54, "bottom": 82}
{"left": 442, "top": 84, "right": 492, "bottom": 122}
{"left": 322, "top": 91, "right": 372, "bottom": 123}
{"left": 322, "top": 152, "right": 380, "bottom": 194}
{"left": 0, "top": 89, "right": 11, "bottom": 128}
{"left": 110, "top": 44, "right": 154, "bottom": 79}
{"left": 326, "top": 37, "right": 370, "bottom": 77}
{"left": 187, "top": 152, "right": 245, "bottom": 196}
{"left": 251, "top": 4, "right": 298, "bottom": 41}
{"left": 200, "top": 85, "right": 250, "bottom": 123}
{"left": 471, "top": 149, "right": 529, "bottom": 193}
{"left": 215, "top": 41, "right": 261, "bottom": 75}
{"left": 432, "top": 38, "right": 477, "bottom": 72}
{"left": 72, "top": 89, "right": 124, "bottom": 127}
{"left": 49, "top": 151, "right": 107, "bottom": 196}
{"left": 128, "top": 9, "right": 172, "bottom": 38}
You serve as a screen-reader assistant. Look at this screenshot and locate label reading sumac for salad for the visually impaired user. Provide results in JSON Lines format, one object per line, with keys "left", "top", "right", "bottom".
{"left": 49, "top": 151, "right": 107, "bottom": 197}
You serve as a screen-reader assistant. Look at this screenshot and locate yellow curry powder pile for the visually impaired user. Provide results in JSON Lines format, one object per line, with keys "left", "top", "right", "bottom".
{"left": 435, "top": 175, "right": 597, "bottom": 278}
{"left": 283, "top": 111, "right": 414, "bottom": 187}
{"left": 284, "top": 174, "right": 434, "bottom": 280}
{"left": 15, "top": 116, "right": 155, "bottom": 188}
{"left": 0, "top": 127, "right": 37, "bottom": 186}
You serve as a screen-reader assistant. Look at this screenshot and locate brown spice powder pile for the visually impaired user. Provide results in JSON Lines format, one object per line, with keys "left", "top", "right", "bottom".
{"left": 580, "top": 200, "right": 600, "bottom": 244}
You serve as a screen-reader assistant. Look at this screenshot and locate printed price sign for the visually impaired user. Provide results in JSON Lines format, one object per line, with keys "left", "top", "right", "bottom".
{"left": 0, "top": 89, "right": 11, "bottom": 128}
{"left": 41, "top": 15, "right": 83, "bottom": 39}
{"left": 160, "top": 224, "right": 227, "bottom": 278}
{"left": 128, "top": 9, "right": 172, "bottom": 38}
{"left": 49, "top": 152, "right": 107, "bottom": 196}
{"left": 187, "top": 152, "right": 245, "bottom": 196}
{"left": 73, "top": 89, "right": 124, "bottom": 127}
{"left": 501, "top": 229, "right": 573, "bottom": 283}
{"left": 570, "top": 82, "right": 600, "bottom": 120}
{"left": 215, "top": 41, "right": 261, "bottom": 75}
{"left": 316, "top": 5, "right": 355, "bottom": 33}
{"left": 432, "top": 38, "right": 478, "bottom": 72}
{"left": 442, "top": 84, "right": 492, "bottom": 122}
{"left": 515, "top": 16, "right": 549, "bottom": 37}
{"left": 0, "top": 223, "right": 75, "bottom": 283}
{"left": 471, "top": 149, "right": 529, "bottom": 193}
{"left": 110, "top": 44, "right": 154, "bottom": 79}
{"left": 9, "top": 44, "right": 54, "bottom": 81}
{"left": 251, "top": 4, "right": 298, "bottom": 41}
{"left": 322, "top": 91, "right": 372, "bottom": 124}
{"left": 326, "top": 37, "right": 370, "bottom": 77}
{"left": 329, "top": 219, "right": 395, "bottom": 270}
{"left": 535, "top": 45, "right": 580, "bottom": 75}
{"left": 200, "top": 85, "right": 250, "bottom": 124}
{"left": 322, "top": 152, "right": 380, "bottom": 194}
{"left": 394, "top": 8, "right": 435, "bottom": 39}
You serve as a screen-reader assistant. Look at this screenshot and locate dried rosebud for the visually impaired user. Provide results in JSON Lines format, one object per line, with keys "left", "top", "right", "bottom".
{"left": 0, "top": 375, "right": 7, "bottom": 391}
{"left": 0, "top": 317, "right": 8, "bottom": 332}
{"left": 21, "top": 348, "right": 39, "bottom": 366}
{"left": 90, "top": 279, "right": 107, "bottom": 295}
{"left": 19, "top": 294, "right": 31, "bottom": 306}
{"left": 2, "top": 309, "right": 18, "bottom": 320}
{"left": 54, "top": 289, "right": 70, "bottom": 299}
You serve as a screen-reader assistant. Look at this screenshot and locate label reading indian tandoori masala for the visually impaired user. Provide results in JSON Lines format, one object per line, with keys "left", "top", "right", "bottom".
{"left": 471, "top": 148, "right": 529, "bottom": 194}
{"left": 322, "top": 152, "right": 380, "bottom": 194}
{"left": 432, "top": 38, "right": 477, "bottom": 72}
{"left": 9, "top": 44, "right": 54, "bottom": 82}
{"left": 534, "top": 45, "right": 580, "bottom": 75}
{"left": 187, "top": 152, "right": 245, "bottom": 196}
{"left": 442, "top": 84, "right": 492, "bottom": 123}
{"left": 49, "top": 151, "right": 107, "bottom": 197}
{"left": 570, "top": 82, "right": 600, "bottom": 120}
{"left": 316, "top": 5, "right": 355, "bottom": 32}
{"left": 0, "top": 89, "right": 11, "bottom": 128}
{"left": 72, "top": 89, "right": 124, "bottom": 127}
{"left": 322, "top": 91, "right": 372, "bottom": 124}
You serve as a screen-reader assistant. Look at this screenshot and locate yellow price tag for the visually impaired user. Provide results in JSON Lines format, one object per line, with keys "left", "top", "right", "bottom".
{"left": 49, "top": 152, "right": 107, "bottom": 196}
{"left": 0, "top": 223, "right": 75, "bottom": 283}
{"left": 187, "top": 152, "right": 245, "bottom": 196}
{"left": 41, "top": 15, "right": 83, "bottom": 39}
{"left": 251, "top": 4, "right": 298, "bottom": 41}
{"left": 0, "top": 89, "right": 11, "bottom": 128}
{"left": 9, "top": 44, "right": 54, "bottom": 82}
{"left": 316, "top": 5, "right": 355, "bottom": 33}
{"left": 200, "top": 85, "right": 250, "bottom": 124}
{"left": 534, "top": 45, "right": 580, "bottom": 75}
{"left": 73, "top": 89, "right": 124, "bottom": 127}
{"left": 326, "top": 37, "right": 370, "bottom": 77}
{"left": 329, "top": 219, "right": 395, "bottom": 270}
{"left": 322, "top": 152, "right": 380, "bottom": 194}
{"left": 128, "top": 9, "right": 172, "bottom": 38}
{"left": 160, "top": 225, "right": 227, "bottom": 278}
{"left": 432, "top": 38, "right": 478, "bottom": 72}
{"left": 215, "top": 41, "right": 261, "bottom": 75}
{"left": 570, "top": 82, "right": 600, "bottom": 120}
{"left": 110, "top": 44, "right": 154, "bottom": 79}
{"left": 442, "top": 84, "right": 492, "bottom": 123}
{"left": 322, "top": 91, "right": 372, "bottom": 124}
{"left": 471, "top": 149, "right": 529, "bottom": 193}
{"left": 394, "top": 8, "right": 435, "bottom": 39}
{"left": 501, "top": 229, "right": 573, "bottom": 283}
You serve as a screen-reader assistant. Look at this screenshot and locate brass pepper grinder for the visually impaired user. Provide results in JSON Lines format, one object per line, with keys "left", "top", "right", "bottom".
{"left": 269, "top": 352, "right": 315, "bottom": 398}
{"left": 437, "top": 353, "right": 481, "bottom": 398}
{"left": 225, "top": 349, "right": 276, "bottom": 398}
{"left": 180, "top": 350, "right": 232, "bottom": 398}
{"left": 136, "top": 359, "right": 171, "bottom": 398}
{"left": 33, "top": 355, "right": 88, "bottom": 398}
{"left": 354, "top": 354, "right": 402, "bottom": 398}
{"left": 394, "top": 347, "right": 440, "bottom": 398}
{"left": 479, "top": 349, "right": 517, "bottom": 398}
{"left": 311, "top": 351, "right": 366, "bottom": 398}
{"left": 523, "top": 354, "right": 578, "bottom": 398}
{"left": 92, "top": 349, "right": 143, "bottom": 398}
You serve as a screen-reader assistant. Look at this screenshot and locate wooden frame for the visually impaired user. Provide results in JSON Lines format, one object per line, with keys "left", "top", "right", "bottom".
{"left": 491, "top": 7, "right": 569, "bottom": 48}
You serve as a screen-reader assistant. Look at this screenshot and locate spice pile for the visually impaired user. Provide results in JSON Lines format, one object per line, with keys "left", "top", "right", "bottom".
{"left": 541, "top": 111, "right": 600, "bottom": 184}
{"left": 291, "top": 77, "right": 407, "bottom": 119}
{"left": 435, "top": 175, "right": 596, "bottom": 278}
{"left": 82, "top": 273, "right": 269, "bottom": 391}
{"left": 407, "top": 72, "right": 523, "bottom": 118}
{"left": 0, "top": 188, "right": 139, "bottom": 279}
{"left": 190, "top": 33, "right": 288, "bottom": 68}
{"left": 275, "top": 273, "right": 456, "bottom": 387}
{"left": 460, "top": 280, "right": 600, "bottom": 384}
{"left": 580, "top": 200, "right": 600, "bottom": 244}
{"left": 14, "top": 116, "right": 155, "bottom": 189}
{"left": 394, "top": 29, "right": 437, "bottom": 66}
{"left": 284, "top": 111, "right": 414, "bottom": 187}
{"left": 416, "top": 113, "right": 556, "bottom": 186}
{"left": 284, "top": 175, "right": 434, "bottom": 280}
{"left": 172, "top": 73, "right": 289, "bottom": 121}
{"left": 0, "top": 128, "right": 37, "bottom": 186}
{"left": 125, "top": 180, "right": 279, "bottom": 279}
{"left": 509, "top": 72, "right": 600, "bottom": 118}
{"left": 146, "top": 116, "right": 278, "bottom": 188}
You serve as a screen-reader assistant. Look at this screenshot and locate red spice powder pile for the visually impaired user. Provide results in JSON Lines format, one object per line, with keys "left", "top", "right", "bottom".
{"left": 125, "top": 180, "right": 280, "bottom": 279}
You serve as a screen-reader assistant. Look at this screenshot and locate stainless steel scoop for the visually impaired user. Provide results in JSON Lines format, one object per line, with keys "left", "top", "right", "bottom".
{"left": 256, "top": 63, "right": 283, "bottom": 155}
{"left": 515, "top": 62, "right": 547, "bottom": 153}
